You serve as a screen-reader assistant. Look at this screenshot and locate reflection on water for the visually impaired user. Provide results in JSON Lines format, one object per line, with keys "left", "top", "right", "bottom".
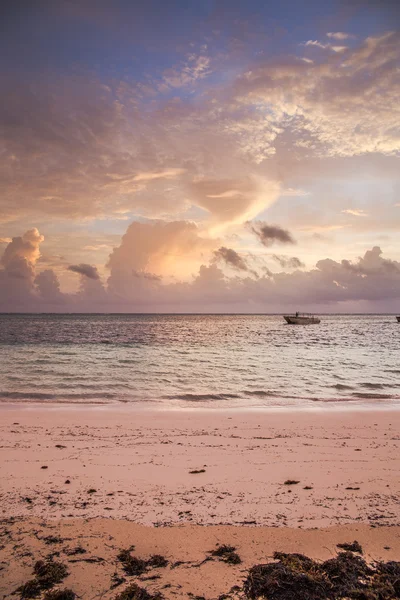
{"left": 0, "top": 314, "right": 399, "bottom": 408}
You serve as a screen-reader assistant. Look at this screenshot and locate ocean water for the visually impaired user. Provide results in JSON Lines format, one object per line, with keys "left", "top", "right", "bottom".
{"left": 0, "top": 314, "right": 399, "bottom": 408}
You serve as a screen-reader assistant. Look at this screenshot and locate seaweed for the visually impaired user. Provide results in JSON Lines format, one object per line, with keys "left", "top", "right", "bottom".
{"left": 117, "top": 549, "right": 148, "bottom": 576}
{"left": 43, "top": 536, "right": 63, "bottom": 545}
{"left": 114, "top": 583, "right": 163, "bottom": 600}
{"left": 284, "top": 480, "right": 300, "bottom": 485}
{"left": 43, "top": 591, "right": 76, "bottom": 600}
{"left": 15, "top": 559, "right": 69, "bottom": 599}
{"left": 243, "top": 551, "right": 400, "bottom": 600}
{"left": 148, "top": 555, "right": 169, "bottom": 568}
{"left": 15, "top": 579, "right": 42, "bottom": 599}
{"left": 189, "top": 469, "right": 206, "bottom": 474}
{"left": 336, "top": 541, "right": 363, "bottom": 554}
{"left": 117, "top": 549, "right": 169, "bottom": 575}
{"left": 210, "top": 544, "right": 242, "bottom": 565}
{"left": 33, "top": 560, "right": 69, "bottom": 589}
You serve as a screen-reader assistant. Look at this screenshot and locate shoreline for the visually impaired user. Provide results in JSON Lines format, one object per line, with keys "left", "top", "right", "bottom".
{"left": 1, "top": 400, "right": 400, "bottom": 413}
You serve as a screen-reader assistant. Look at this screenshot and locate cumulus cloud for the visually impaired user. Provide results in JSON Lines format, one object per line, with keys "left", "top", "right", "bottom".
{"left": 35, "top": 269, "right": 64, "bottom": 304}
{"left": 106, "top": 220, "right": 216, "bottom": 295}
{"left": 0, "top": 228, "right": 44, "bottom": 280}
{"left": 67, "top": 264, "right": 100, "bottom": 280}
{"left": 249, "top": 222, "right": 296, "bottom": 247}
{"left": 2, "top": 227, "right": 400, "bottom": 312}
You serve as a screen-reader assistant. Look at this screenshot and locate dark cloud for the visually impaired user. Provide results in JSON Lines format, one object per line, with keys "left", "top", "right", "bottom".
{"left": 213, "top": 246, "right": 249, "bottom": 271}
{"left": 67, "top": 263, "right": 100, "bottom": 280}
{"left": 249, "top": 222, "right": 296, "bottom": 247}
{"left": 132, "top": 270, "right": 162, "bottom": 281}
{"left": 272, "top": 255, "right": 305, "bottom": 269}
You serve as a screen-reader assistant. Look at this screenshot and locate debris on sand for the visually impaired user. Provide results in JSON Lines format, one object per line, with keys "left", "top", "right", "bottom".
{"left": 114, "top": 583, "right": 163, "bottom": 600}
{"left": 43, "top": 591, "right": 76, "bottom": 600}
{"left": 33, "top": 560, "right": 69, "bottom": 589}
{"left": 336, "top": 540, "right": 363, "bottom": 553}
{"left": 189, "top": 469, "right": 206, "bottom": 474}
{"left": 284, "top": 480, "right": 300, "bottom": 485}
{"left": 243, "top": 551, "right": 400, "bottom": 600}
{"left": 209, "top": 545, "right": 242, "bottom": 565}
{"left": 117, "top": 549, "right": 147, "bottom": 576}
{"left": 117, "top": 549, "right": 169, "bottom": 576}
{"left": 147, "top": 555, "right": 169, "bottom": 568}
{"left": 15, "top": 559, "right": 69, "bottom": 599}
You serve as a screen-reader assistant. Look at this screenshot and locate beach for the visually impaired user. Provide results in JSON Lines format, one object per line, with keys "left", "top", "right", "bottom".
{"left": 1, "top": 405, "right": 399, "bottom": 598}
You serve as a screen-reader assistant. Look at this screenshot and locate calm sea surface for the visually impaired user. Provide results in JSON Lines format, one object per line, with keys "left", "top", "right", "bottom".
{"left": 0, "top": 314, "right": 399, "bottom": 409}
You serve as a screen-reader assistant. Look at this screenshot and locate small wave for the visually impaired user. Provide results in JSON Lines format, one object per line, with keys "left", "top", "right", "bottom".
{"left": 360, "top": 382, "right": 386, "bottom": 390}
{"left": 331, "top": 383, "right": 354, "bottom": 390}
{"left": 243, "top": 390, "right": 276, "bottom": 397}
{"left": 0, "top": 391, "right": 117, "bottom": 400}
{"left": 384, "top": 369, "right": 400, "bottom": 374}
{"left": 351, "top": 392, "right": 393, "bottom": 399}
{"left": 118, "top": 359, "right": 140, "bottom": 364}
{"left": 164, "top": 393, "right": 242, "bottom": 402}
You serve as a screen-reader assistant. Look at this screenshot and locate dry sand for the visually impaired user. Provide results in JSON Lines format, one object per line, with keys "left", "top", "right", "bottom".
{"left": 1, "top": 405, "right": 399, "bottom": 598}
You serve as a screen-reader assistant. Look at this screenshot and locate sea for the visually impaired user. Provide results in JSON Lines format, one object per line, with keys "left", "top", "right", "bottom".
{"left": 0, "top": 313, "right": 399, "bottom": 409}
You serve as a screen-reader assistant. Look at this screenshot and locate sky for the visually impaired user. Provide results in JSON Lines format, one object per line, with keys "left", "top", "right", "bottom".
{"left": 0, "top": 0, "right": 399, "bottom": 312}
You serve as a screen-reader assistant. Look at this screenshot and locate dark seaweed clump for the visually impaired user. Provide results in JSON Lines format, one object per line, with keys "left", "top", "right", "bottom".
{"left": 148, "top": 555, "right": 169, "bottom": 568}
{"left": 114, "top": 583, "right": 163, "bottom": 600}
{"left": 15, "top": 560, "right": 69, "bottom": 599}
{"left": 117, "top": 549, "right": 169, "bottom": 576}
{"left": 43, "top": 591, "right": 76, "bottom": 600}
{"left": 336, "top": 541, "right": 363, "bottom": 554}
{"left": 210, "top": 545, "right": 242, "bottom": 565}
{"left": 244, "top": 550, "right": 400, "bottom": 600}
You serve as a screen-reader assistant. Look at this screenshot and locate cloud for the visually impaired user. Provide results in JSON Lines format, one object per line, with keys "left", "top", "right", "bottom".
{"left": 2, "top": 227, "right": 400, "bottom": 312}
{"left": 327, "top": 32, "right": 355, "bottom": 40}
{"left": 162, "top": 54, "right": 211, "bottom": 89}
{"left": 67, "top": 264, "right": 100, "bottom": 280}
{"left": 132, "top": 270, "right": 162, "bottom": 281}
{"left": 230, "top": 31, "right": 400, "bottom": 160}
{"left": 271, "top": 255, "right": 305, "bottom": 269}
{"left": 1, "top": 30, "right": 398, "bottom": 232}
{"left": 249, "top": 222, "right": 296, "bottom": 246}
{"left": 342, "top": 209, "right": 368, "bottom": 217}
{"left": 35, "top": 269, "right": 65, "bottom": 304}
{"left": 188, "top": 176, "right": 281, "bottom": 228}
{"left": 213, "top": 246, "right": 249, "bottom": 272}
{"left": 0, "top": 228, "right": 44, "bottom": 280}
{"left": 106, "top": 220, "right": 217, "bottom": 295}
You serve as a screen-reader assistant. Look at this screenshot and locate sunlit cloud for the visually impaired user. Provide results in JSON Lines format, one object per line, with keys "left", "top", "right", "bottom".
{"left": 342, "top": 209, "right": 368, "bottom": 217}
{"left": 327, "top": 32, "right": 356, "bottom": 40}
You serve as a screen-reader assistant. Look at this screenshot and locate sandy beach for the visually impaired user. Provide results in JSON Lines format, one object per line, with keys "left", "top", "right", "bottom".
{"left": 1, "top": 405, "right": 399, "bottom": 598}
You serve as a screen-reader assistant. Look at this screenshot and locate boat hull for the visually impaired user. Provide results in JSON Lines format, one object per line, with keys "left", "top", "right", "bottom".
{"left": 397, "top": 316, "right": 400, "bottom": 322}
{"left": 284, "top": 316, "right": 320, "bottom": 325}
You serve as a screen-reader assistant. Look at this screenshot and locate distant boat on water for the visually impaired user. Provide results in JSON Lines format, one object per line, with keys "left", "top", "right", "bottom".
{"left": 284, "top": 312, "right": 321, "bottom": 325}
{"left": 397, "top": 316, "right": 400, "bottom": 323}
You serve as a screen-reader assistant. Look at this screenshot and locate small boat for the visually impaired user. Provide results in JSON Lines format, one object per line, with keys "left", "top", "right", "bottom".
{"left": 284, "top": 312, "right": 320, "bottom": 325}
{"left": 397, "top": 316, "right": 400, "bottom": 322}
